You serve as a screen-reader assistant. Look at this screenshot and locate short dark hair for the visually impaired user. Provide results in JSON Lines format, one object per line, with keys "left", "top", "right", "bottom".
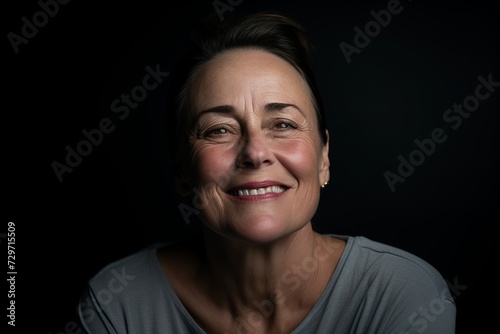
{"left": 166, "top": 11, "right": 327, "bottom": 176}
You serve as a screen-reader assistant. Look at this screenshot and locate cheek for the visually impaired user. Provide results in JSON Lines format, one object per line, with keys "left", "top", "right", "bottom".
{"left": 190, "top": 143, "right": 236, "bottom": 187}
{"left": 276, "top": 138, "right": 321, "bottom": 181}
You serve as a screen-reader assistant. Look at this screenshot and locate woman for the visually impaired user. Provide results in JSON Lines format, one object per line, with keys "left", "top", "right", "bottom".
{"left": 78, "top": 12, "right": 456, "bottom": 333}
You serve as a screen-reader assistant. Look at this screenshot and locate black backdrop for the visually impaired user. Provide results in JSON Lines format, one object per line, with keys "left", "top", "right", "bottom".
{"left": 4, "top": 0, "right": 498, "bottom": 333}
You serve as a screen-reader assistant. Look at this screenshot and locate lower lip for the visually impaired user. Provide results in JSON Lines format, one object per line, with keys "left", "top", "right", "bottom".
{"left": 226, "top": 190, "right": 287, "bottom": 202}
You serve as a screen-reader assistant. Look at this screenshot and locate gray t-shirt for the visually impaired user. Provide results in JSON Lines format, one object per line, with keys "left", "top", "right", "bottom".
{"left": 77, "top": 235, "right": 456, "bottom": 333}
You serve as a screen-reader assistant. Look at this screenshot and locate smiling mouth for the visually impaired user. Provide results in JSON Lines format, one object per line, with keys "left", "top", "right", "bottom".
{"left": 228, "top": 185, "right": 287, "bottom": 197}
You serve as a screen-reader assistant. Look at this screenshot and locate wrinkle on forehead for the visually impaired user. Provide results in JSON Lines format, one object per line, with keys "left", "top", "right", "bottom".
{"left": 189, "top": 48, "right": 316, "bottom": 119}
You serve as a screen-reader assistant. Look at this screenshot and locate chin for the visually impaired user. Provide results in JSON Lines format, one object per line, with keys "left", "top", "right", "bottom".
{"left": 212, "top": 214, "right": 304, "bottom": 245}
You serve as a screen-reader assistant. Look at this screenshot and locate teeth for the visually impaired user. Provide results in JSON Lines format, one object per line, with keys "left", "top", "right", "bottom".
{"left": 235, "top": 186, "right": 285, "bottom": 196}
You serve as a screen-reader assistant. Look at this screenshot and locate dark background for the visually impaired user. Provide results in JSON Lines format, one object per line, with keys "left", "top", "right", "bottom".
{"left": 4, "top": 0, "right": 498, "bottom": 333}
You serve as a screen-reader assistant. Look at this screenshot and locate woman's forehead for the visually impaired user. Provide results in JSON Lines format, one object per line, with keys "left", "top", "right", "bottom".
{"left": 190, "top": 49, "right": 313, "bottom": 113}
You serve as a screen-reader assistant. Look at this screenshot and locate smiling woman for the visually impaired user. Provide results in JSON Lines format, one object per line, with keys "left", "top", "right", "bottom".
{"left": 77, "top": 11, "right": 456, "bottom": 334}
{"left": 175, "top": 47, "right": 329, "bottom": 244}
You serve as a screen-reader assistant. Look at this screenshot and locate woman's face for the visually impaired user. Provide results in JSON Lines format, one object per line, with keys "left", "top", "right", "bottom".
{"left": 180, "top": 49, "right": 329, "bottom": 244}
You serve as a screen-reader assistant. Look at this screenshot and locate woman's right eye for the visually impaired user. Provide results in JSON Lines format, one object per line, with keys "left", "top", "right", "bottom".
{"left": 206, "top": 126, "right": 230, "bottom": 137}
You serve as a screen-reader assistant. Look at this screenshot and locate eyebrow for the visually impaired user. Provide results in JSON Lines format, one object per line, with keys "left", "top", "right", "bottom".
{"left": 265, "top": 102, "right": 305, "bottom": 116}
{"left": 195, "top": 102, "right": 305, "bottom": 120}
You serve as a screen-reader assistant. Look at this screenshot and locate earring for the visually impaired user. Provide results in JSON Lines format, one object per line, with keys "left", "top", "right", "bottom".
{"left": 321, "top": 181, "right": 329, "bottom": 188}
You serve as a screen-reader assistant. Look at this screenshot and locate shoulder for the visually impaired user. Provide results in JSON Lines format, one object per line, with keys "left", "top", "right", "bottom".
{"left": 328, "top": 234, "right": 454, "bottom": 302}
{"left": 326, "top": 234, "right": 456, "bottom": 332}
{"left": 335, "top": 235, "right": 448, "bottom": 288}
{"left": 78, "top": 241, "right": 188, "bottom": 333}
{"left": 328, "top": 234, "right": 443, "bottom": 283}
{"left": 86, "top": 242, "right": 166, "bottom": 292}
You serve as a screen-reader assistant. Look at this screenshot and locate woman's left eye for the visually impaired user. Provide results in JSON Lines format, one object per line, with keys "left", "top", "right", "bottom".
{"left": 274, "top": 121, "right": 296, "bottom": 130}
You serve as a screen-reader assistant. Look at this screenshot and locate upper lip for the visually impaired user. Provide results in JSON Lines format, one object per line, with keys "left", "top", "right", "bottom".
{"left": 226, "top": 180, "right": 288, "bottom": 193}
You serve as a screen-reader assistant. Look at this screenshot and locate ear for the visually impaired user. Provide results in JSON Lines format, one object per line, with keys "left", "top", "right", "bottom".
{"left": 319, "top": 130, "right": 330, "bottom": 186}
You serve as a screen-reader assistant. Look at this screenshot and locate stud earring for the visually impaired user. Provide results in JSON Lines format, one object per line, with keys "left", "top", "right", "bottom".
{"left": 321, "top": 181, "right": 329, "bottom": 188}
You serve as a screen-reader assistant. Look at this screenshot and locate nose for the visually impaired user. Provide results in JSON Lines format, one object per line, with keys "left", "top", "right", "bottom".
{"left": 236, "top": 132, "right": 275, "bottom": 169}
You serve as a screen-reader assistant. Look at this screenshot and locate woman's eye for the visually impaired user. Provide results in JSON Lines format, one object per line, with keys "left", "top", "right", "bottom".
{"left": 207, "top": 127, "right": 229, "bottom": 136}
{"left": 275, "top": 121, "right": 296, "bottom": 130}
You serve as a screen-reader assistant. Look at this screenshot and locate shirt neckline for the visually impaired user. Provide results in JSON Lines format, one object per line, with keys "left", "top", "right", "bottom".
{"left": 150, "top": 234, "right": 355, "bottom": 333}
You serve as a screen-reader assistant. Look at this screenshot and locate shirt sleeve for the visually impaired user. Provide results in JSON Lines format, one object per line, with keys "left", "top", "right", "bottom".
{"left": 381, "top": 262, "right": 457, "bottom": 334}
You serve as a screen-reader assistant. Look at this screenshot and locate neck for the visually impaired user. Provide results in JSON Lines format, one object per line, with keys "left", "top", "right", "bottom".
{"left": 200, "top": 224, "right": 341, "bottom": 321}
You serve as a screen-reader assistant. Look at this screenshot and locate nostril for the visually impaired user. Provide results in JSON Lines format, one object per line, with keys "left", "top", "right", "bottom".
{"left": 242, "top": 161, "right": 254, "bottom": 168}
{"left": 235, "top": 159, "right": 254, "bottom": 169}
{"left": 237, "top": 159, "right": 269, "bottom": 169}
